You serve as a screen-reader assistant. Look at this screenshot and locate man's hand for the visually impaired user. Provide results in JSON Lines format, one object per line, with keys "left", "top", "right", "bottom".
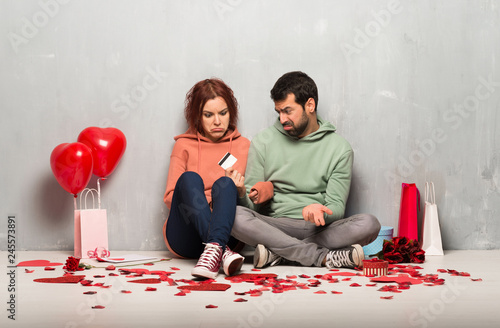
{"left": 302, "top": 204, "right": 333, "bottom": 226}
{"left": 225, "top": 167, "right": 246, "bottom": 197}
{"left": 249, "top": 188, "right": 259, "bottom": 204}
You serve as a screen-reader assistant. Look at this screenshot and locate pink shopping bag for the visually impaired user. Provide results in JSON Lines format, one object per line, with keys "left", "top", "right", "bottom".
{"left": 74, "top": 189, "right": 108, "bottom": 258}
{"left": 397, "top": 183, "right": 420, "bottom": 241}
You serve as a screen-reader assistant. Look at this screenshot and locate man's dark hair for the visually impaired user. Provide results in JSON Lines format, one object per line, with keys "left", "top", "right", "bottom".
{"left": 270, "top": 71, "right": 318, "bottom": 111}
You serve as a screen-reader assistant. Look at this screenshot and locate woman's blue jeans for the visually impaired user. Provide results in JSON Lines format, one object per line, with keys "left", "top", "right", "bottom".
{"left": 165, "top": 171, "right": 238, "bottom": 258}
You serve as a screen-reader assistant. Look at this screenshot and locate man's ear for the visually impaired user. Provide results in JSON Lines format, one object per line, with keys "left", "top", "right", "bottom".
{"left": 305, "top": 98, "right": 316, "bottom": 113}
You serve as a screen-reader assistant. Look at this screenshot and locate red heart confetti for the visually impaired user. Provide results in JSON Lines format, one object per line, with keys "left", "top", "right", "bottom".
{"left": 44, "top": 267, "right": 56, "bottom": 271}
{"left": 205, "top": 304, "right": 218, "bottom": 309}
{"left": 314, "top": 290, "right": 327, "bottom": 294}
{"left": 17, "top": 260, "right": 63, "bottom": 267}
{"left": 106, "top": 265, "right": 116, "bottom": 271}
{"left": 93, "top": 275, "right": 105, "bottom": 278}
{"left": 350, "top": 283, "right": 362, "bottom": 287}
{"left": 380, "top": 296, "right": 394, "bottom": 300}
{"left": 92, "top": 305, "right": 105, "bottom": 309}
{"left": 121, "top": 290, "right": 132, "bottom": 293}
{"left": 83, "top": 291, "right": 97, "bottom": 295}
{"left": 128, "top": 278, "right": 161, "bottom": 284}
{"left": 175, "top": 291, "right": 187, "bottom": 296}
{"left": 177, "top": 283, "right": 231, "bottom": 291}
{"left": 234, "top": 298, "right": 248, "bottom": 302}
{"left": 25, "top": 269, "right": 34, "bottom": 273}
{"left": 34, "top": 276, "right": 86, "bottom": 284}
{"left": 331, "top": 291, "right": 343, "bottom": 294}
{"left": 145, "top": 287, "right": 157, "bottom": 291}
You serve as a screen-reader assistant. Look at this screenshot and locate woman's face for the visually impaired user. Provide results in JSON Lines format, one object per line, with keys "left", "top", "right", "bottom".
{"left": 201, "top": 96, "right": 230, "bottom": 142}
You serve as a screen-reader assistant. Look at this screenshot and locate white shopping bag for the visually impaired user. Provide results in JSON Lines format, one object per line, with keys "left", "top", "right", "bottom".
{"left": 421, "top": 182, "right": 444, "bottom": 255}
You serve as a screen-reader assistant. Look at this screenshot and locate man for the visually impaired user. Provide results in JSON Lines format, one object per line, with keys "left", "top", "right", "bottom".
{"left": 230, "top": 71, "right": 381, "bottom": 269}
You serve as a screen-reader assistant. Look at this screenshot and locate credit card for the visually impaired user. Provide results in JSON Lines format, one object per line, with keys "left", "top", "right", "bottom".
{"left": 218, "top": 152, "right": 237, "bottom": 170}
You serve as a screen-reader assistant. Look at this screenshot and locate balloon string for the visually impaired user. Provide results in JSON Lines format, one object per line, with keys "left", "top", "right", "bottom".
{"left": 97, "top": 179, "right": 101, "bottom": 210}
{"left": 74, "top": 195, "right": 77, "bottom": 211}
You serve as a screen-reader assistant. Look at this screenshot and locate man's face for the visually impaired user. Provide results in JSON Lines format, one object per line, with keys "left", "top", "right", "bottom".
{"left": 274, "top": 93, "right": 311, "bottom": 138}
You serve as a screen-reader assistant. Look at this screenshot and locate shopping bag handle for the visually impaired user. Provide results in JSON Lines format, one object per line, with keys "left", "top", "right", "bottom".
{"left": 425, "top": 181, "right": 435, "bottom": 204}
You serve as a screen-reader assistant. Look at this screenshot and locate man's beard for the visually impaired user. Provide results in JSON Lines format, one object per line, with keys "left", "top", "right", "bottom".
{"left": 283, "top": 111, "right": 309, "bottom": 137}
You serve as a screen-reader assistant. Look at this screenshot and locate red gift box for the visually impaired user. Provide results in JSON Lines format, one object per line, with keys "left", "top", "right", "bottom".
{"left": 363, "top": 259, "right": 388, "bottom": 276}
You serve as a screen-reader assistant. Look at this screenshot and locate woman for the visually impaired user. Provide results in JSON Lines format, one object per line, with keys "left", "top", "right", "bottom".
{"left": 163, "top": 78, "right": 250, "bottom": 279}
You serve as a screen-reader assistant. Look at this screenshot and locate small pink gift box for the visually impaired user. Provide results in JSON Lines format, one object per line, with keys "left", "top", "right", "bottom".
{"left": 363, "top": 259, "right": 388, "bottom": 276}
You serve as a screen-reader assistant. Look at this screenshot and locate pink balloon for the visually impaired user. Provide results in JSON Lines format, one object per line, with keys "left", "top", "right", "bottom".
{"left": 78, "top": 127, "right": 127, "bottom": 178}
{"left": 50, "top": 142, "right": 93, "bottom": 196}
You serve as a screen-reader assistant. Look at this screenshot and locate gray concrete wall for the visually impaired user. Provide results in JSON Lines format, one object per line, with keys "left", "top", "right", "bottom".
{"left": 1, "top": 0, "right": 499, "bottom": 251}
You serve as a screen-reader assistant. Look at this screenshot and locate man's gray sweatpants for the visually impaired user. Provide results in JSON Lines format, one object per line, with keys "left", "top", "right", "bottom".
{"left": 231, "top": 205, "right": 381, "bottom": 267}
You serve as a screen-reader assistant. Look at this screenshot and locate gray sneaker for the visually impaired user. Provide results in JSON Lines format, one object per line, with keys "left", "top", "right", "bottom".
{"left": 253, "top": 244, "right": 284, "bottom": 268}
{"left": 325, "top": 244, "right": 364, "bottom": 269}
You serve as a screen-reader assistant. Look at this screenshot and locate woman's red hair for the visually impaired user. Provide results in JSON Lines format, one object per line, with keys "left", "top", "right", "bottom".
{"left": 184, "top": 78, "right": 239, "bottom": 134}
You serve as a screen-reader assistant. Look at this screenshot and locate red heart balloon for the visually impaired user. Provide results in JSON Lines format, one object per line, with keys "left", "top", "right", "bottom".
{"left": 77, "top": 127, "right": 127, "bottom": 178}
{"left": 50, "top": 142, "right": 93, "bottom": 196}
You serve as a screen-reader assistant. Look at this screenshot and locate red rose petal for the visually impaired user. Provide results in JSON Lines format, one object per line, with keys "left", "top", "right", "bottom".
{"left": 234, "top": 298, "right": 248, "bottom": 302}
{"left": 366, "top": 283, "right": 377, "bottom": 287}
{"left": 121, "top": 290, "right": 132, "bottom": 293}
{"left": 381, "top": 296, "right": 394, "bottom": 300}
{"left": 17, "top": 260, "right": 63, "bottom": 267}
{"left": 331, "top": 291, "right": 343, "bottom": 294}
{"left": 471, "top": 278, "right": 483, "bottom": 282}
{"left": 144, "top": 262, "right": 154, "bottom": 266}
{"left": 314, "top": 290, "right": 327, "bottom": 294}
{"left": 93, "top": 275, "right": 105, "bottom": 278}
{"left": 105, "top": 265, "right": 116, "bottom": 271}
{"left": 44, "top": 267, "right": 56, "bottom": 271}
{"left": 205, "top": 304, "right": 218, "bottom": 309}
{"left": 83, "top": 291, "right": 97, "bottom": 295}
{"left": 92, "top": 305, "right": 105, "bottom": 309}
{"left": 128, "top": 278, "right": 161, "bottom": 284}
{"left": 299, "top": 274, "right": 310, "bottom": 278}
{"left": 175, "top": 291, "right": 186, "bottom": 296}
{"left": 145, "top": 287, "right": 157, "bottom": 291}
{"left": 170, "top": 267, "right": 180, "bottom": 271}
{"left": 25, "top": 269, "right": 34, "bottom": 273}
{"left": 108, "top": 273, "right": 119, "bottom": 276}
{"left": 350, "top": 283, "right": 362, "bottom": 287}
{"left": 34, "top": 276, "right": 85, "bottom": 284}
{"left": 251, "top": 268, "right": 261, "bottom": 271}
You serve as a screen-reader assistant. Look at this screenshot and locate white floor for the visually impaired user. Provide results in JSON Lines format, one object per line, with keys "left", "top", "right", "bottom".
{"left": 1, "top": 250, "right": 499, "bottom": 328}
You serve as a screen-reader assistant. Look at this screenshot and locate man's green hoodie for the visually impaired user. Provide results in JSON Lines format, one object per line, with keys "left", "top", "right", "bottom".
{"left": 240, "top": 116, "right": 353, "bottom": 224}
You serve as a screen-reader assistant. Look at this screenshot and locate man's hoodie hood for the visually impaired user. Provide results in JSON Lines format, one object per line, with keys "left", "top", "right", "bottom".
{"left": 273, "top": 115, "right": 336, "bottom": 141}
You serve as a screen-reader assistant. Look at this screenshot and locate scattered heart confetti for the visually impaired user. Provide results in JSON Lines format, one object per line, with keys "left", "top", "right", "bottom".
{"left": 234, "top": 298, "right": 248, "bottom": 302}
{"left": 44, "top": 267, "right": 56, "bottom": 271}
{"left": 170, "top": 267, "right": 180, "bottom": 270}
{"left": 25, "top": 269, "right": 34, "bottom": 273}
{"left": 83, "top": 291, "right": 97, "bottom": 295}
{"left": 81, "top": 280, "right": 93, "bottom": 286}
{"left": 34, "top": 275, "right": 86, "bottom": 284}
{"left": 93, "top": 275, "right": 105, "bottom": 278}
{"left": 177, "top": 283, "right": 231, "bottom": 291}
{"left": 145, "top": 287, "right": 157, "bottom": 291}
{"left": 380, "top": 296, "right": 394, "bottom": 300}
{"left": 205, "top": 304, "right": 218, "bottom": 309}
{"left": 109, "top": 273, "right": 119, "bottom": 276}
{"left": 92, "top": 305, "right": 105, "bottom": 309}
{"left": 175, "top": 291, "right": 186, "bottom": 296}
{"left": 121, "top": 290, "right": 132, "bottom": 293}
{"left": 106, "top": 265, "right": 116, "bottom": 271}
{"left": 471, "top": 278, "right": 483, "bottom": 282}
{"left": 314, "top": 290, "right": 327, "bottom": 294}
{"left": 331, "top": 291, "right": 343, "bottom": 294}
{"left": 17, "top": 260, "right": 63, "bottom": 267}
{"left": 128, "top": 278, "right": 161, "bottom": 284}
{"left": 144, "top": 263, "right": 154, "bottom": 266}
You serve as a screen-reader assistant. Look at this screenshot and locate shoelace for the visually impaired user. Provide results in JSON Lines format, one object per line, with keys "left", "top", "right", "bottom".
{"left": 196, "top": 243, "right": 222, "bottom": 269}
{"left": 325, "top": 249, "right": 353, "bottom": 269}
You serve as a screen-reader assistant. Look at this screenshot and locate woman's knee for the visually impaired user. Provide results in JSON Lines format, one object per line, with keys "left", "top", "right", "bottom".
{"left": 212, "top": 176, "right": 236, "bottom": 195}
